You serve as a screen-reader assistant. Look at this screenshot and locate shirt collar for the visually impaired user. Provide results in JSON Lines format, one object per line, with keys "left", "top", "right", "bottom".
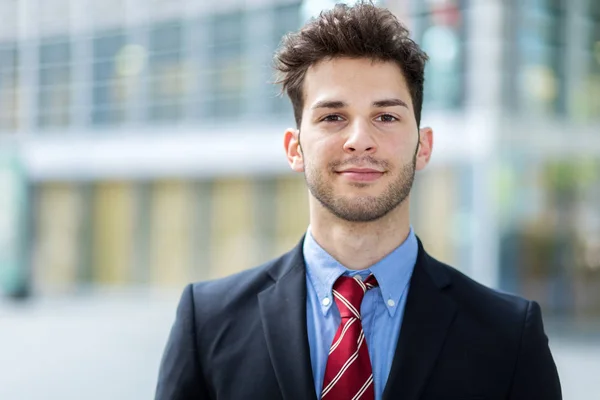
{"left": 303, "top": 226, "right": 418, "bottom": 317}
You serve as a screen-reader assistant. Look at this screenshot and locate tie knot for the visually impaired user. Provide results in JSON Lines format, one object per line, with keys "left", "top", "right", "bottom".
{"left": 332, "top": 274, "right": 378, "bottom": 319}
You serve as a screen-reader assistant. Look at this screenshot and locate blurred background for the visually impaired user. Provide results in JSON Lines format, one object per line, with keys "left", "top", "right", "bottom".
{"left": 0, "top": 0, "right": 599, "bottom": 398}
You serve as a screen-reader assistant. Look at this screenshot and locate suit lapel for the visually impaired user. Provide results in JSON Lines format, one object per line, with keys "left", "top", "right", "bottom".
{"left": 383, "top": 241, "right": 457, "bottom": 400}
{"left": 258, "top": 240, "right": 317, "bottom": 400}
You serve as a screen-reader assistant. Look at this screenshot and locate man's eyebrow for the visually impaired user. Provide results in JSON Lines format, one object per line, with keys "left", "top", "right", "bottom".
{"left": 310, "top": 99, "right": 409, "bottom": 110}
{"left": 372, "top": 98, "right": 409, "bottom": 109}
{"left": 310, "top": 100, "right": 347, "bottom": 110}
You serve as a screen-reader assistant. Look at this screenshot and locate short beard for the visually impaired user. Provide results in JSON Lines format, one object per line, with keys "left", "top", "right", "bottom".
{"left": 304, "top": 153, "right": 417, "bottom": 223}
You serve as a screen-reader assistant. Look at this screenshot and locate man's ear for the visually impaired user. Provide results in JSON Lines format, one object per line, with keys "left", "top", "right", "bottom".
{"left": 415, "top": 127, "right": 433, "bottom": 171}
{"left": 284, "top": 128, "right": 304, "bottom": 172}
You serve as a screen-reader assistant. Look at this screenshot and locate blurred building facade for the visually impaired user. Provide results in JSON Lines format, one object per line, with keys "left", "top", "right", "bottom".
{"left": 0, "top": 0, "right": 599, "bottom": 326}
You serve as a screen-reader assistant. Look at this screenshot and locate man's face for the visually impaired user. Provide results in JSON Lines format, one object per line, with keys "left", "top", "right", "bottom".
{"left": 287, "top": 57, "right": 430, "bottom": 223}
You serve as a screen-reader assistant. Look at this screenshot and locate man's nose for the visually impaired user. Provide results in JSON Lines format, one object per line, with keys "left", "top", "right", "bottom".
{"left": 342, "top": 120, "right": 377, "bottom": 154}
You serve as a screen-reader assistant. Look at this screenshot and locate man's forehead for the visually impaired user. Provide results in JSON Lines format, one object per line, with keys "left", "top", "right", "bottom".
{"left": 304, "top": 57, "right": 406, "bottom": 77}
{"left": 302, "top": 58, "right": 411, "bottom": 102}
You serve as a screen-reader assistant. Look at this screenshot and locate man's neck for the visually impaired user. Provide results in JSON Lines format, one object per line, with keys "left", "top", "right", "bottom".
{"left": 308, "top": 201, "right": 412, "bottom": 271}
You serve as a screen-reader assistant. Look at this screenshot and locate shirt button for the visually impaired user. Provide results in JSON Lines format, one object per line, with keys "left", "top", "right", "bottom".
{"left": 322, "top": 298, "right": 331, "bottom": 306}
{"left": 387, "top": 299, "right": 396, "bottom": 307}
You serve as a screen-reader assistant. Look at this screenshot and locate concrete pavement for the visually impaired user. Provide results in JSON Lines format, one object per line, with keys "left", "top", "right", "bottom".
{"left": 0, "top": 288, "right": 598, "bottom": 399}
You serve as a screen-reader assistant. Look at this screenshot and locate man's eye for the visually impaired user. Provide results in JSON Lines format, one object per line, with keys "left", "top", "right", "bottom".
{"left": 322, "top": 115, "right": 344, "bottom": 122}
{"left": 376, "top": 114, "right": 398, "bottom": 122}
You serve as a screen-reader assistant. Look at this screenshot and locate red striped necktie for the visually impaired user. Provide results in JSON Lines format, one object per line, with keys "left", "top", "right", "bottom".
{"left": 322, "top": 274, "right": 378, "bottom": 400}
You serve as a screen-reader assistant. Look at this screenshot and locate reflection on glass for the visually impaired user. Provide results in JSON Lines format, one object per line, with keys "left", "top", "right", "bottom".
{"left": 566, "top": 0, "right": 600, "bottom": 121}
{"left": 421, "top": 24, "right": 462, "bottom": 109}
{"left": 586, "top": 0, "right": 600, "bottom": 120}
{"left": 519, "top": 64, "right": 558, "bottom": 114}
{"left": 271, "top": 3, "right": 302, "bottom": 116}
{"left": 0, "top": 45, "right": 18, "bottom": 131}
{"left": 38, "top": 38, "right": 71, "bottom": 129}
{"left": 92, "top": 30, "right": 128, "bottom": 126}
{"left": 413, "top": 0, "right": 464, "bottom": 109}
{"left": 514, "top": 0, "right": 565, "bottom": 116}
{"left": 207, "top": 10, "right": 245, "bottom": 118}
{"left": 147, "top": 21, "right": 187, "bottom": 122}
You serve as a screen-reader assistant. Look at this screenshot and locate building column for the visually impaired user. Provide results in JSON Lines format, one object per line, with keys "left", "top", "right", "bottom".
{"left": 463, "top": 0, "right": 506, "bottom": 289}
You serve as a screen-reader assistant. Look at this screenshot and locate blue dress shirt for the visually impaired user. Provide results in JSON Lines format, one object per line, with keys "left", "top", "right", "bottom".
{"left": 303, "top": 226, "right": 418, "bottom": 400}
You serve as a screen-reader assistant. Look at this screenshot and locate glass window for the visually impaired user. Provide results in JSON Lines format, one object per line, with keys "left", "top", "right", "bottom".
{"left": 592, "top": 0, "right": 600, "bottom": 19}
{"left": 587, "top": 0, "right": 600, "bottom": 120}
{"left": 270, "top": 3, "right": 301, "bottom": 116}
{"left": 0, "top": 44, "right": 18, "bottom": 131}
{"left": 412, "top": 0, "right": 465, "bottom": 110}
{"left": 565, "top": 0, "right": 599, "bottom": 121}
{"left": 206, "top": 10, "right": 245, "bottom": 118}
{"left": 37, "top": 38, "right": 71, "bottom": 128}
{"left": 147, "top": 20, "right": 187, "bottom": 122}
{"left": 498, "top": 158, "right": 600, "bottom": 320}
{"left": 591, "top": 0, "right": 600, "bottom": 70}
{"left": 92, "top": 29, "right": 128, "bottom": 126}
{"left": 514, "top": 0, "right": 566, "bottom": 116}
{"left": 185, "top": 14, "right": 210, "bottom": 120}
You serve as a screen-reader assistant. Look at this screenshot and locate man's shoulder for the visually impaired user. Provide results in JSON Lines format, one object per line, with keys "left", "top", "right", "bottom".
{"left": 187, "top": 247, "right": 299, "bottom": 311}
{"left": 428, "top": 255, "right": 532, "bottom": 327}
{"left": 191, "top": 259, "right": 276, "bottom": 297}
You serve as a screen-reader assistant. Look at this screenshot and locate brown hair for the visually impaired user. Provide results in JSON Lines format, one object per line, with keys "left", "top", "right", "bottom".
{"left": 274, "top": 1, "right": 429, "bottom": 128}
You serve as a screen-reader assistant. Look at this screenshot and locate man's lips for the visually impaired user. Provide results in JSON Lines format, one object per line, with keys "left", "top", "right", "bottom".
{"left": 338, "top": 168, "right": 384, "bottom": 173}
{"left": 336, "top": 168, "right": 384, "bottom": 182}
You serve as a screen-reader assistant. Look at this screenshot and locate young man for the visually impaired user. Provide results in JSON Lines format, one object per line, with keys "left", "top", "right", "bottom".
{"left": 155, "top": 3, "right": 562, "bottom": 399}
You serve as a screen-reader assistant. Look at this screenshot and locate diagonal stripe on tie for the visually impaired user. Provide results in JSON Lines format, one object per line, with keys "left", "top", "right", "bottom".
{"left": 353, "top": 275, "right": 367, "bottom": 292}
{"left": 322, "top": 274, "right": 379, "bottom": 400}
{"left": 329, "top": 318, "right": 357, "bottom": 355}
{"left": 333, "top": 290, "right": 361, "bottom": 319}
{"left": 352, "top": 374, "right": 374, "bottom": 400}
{"left": 321, "top": 348, "right": 360, "bottom": 397}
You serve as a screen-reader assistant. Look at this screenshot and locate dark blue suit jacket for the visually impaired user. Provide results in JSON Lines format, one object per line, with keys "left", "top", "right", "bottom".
{"left": 155, "top": 237, "right": 561, "bottom": 399}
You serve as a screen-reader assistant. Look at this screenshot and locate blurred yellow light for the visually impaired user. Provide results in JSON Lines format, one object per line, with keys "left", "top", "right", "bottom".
{"left": 524, "top": 65, "right": 557, "bottom": 102}
{"left": 115, "top": 44, "right": 147, "bottom": 77}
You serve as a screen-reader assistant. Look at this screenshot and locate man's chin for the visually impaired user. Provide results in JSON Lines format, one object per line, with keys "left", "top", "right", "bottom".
{"left": 328, "top": 207, "right": 392, "bottom": 223}
{"left": 334, "top": 193, "right": 382, "bottom": 205}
